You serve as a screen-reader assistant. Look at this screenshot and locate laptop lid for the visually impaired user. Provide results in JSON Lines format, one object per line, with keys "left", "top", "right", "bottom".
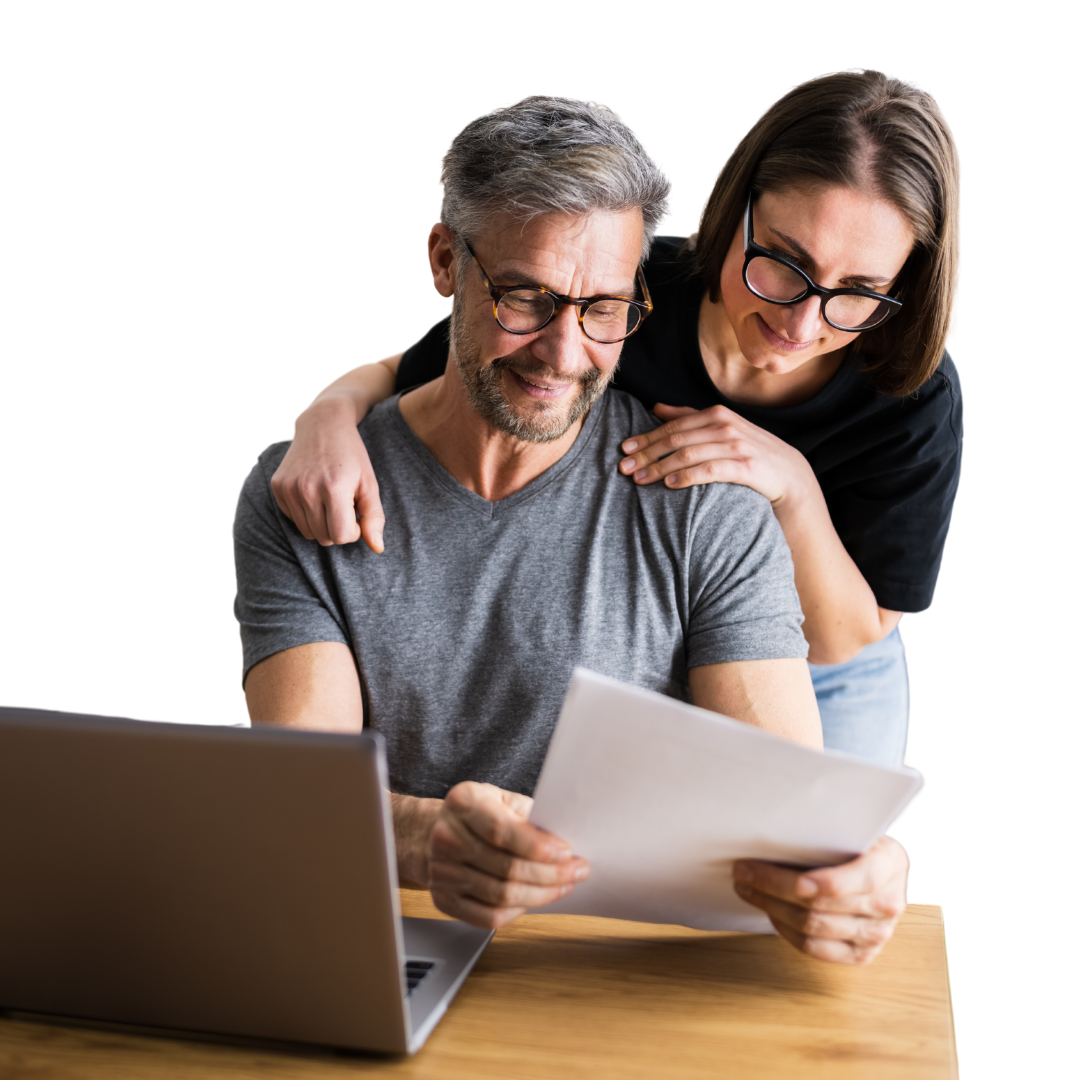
{"left": 0, "top": 708, "right": 415, "bottom": 1052}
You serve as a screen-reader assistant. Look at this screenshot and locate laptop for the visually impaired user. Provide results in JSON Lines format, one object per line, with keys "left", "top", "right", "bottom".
{"left": 0, "top": 707, "right": 493, "bottom": 1054}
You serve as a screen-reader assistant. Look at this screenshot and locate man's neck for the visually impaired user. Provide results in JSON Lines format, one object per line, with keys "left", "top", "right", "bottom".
{"left": 397, "top": 358, "right": 587, "bottom": 503}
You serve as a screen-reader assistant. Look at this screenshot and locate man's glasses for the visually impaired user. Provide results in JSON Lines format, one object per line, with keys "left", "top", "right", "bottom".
{"left": 742, "top": 192, "right": 903, "bottom": 333}
{"left": 463, "top": 241, "right": 653, "bottom": 344}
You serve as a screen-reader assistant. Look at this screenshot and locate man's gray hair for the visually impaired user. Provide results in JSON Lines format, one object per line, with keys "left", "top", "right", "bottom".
{"left": 441, "top": 96, "right": 670, "bottom": 260}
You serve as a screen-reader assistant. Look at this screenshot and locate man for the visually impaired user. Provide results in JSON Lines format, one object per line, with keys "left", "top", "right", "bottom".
{"left": 235, "top": 97, "right": 907, "bottom": 965}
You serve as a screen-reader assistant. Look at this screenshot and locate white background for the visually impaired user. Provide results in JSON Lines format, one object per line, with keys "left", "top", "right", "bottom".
{"left": 1, "top": 3, "right": 1076, "bottom": 1075}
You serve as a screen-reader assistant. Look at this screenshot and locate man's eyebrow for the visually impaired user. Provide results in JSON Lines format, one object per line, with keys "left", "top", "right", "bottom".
{"left": 492, "top": 263, "right": 638, "bottom": 297}
{"left": 769, "top": 229, "right": 892, "bottom": 287}
{"left": 491, "top": 265, "right": 550, "bottom": 290}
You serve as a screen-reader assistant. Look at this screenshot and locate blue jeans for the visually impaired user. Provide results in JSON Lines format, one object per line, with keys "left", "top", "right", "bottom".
{"left": 809, "top": 627, "right": 909, "bottom": 768}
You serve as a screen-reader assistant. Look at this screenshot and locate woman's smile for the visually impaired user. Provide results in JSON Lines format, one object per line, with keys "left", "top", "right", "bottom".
{"left": 754, "top": 314, "right": 815, "bottom": 352}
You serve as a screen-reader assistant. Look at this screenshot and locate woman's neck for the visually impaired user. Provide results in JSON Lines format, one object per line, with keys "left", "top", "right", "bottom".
{"left": 697, "top": 293, "right": 846, "bottom": 408}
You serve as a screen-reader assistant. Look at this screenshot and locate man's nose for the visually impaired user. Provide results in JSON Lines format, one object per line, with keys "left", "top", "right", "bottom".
{"left": 529, "top": 302, "right": 589, "bottom": 375}
{"left": 779, "top": 296, "right": 825, "bottom": 342}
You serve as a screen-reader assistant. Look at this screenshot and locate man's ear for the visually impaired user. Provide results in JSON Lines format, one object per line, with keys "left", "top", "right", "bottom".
{"left": 428, "top": 224, "right": 458, "bottom": 299}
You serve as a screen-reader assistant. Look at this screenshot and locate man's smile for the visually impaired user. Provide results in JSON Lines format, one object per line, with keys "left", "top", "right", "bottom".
{"left": 508, "top": 367, "right": 577, "bottom": 399}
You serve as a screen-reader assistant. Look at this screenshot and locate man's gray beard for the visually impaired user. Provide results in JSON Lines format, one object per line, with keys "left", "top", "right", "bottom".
{"left": 451, "top": 293, "right": 614, "bottom": 444}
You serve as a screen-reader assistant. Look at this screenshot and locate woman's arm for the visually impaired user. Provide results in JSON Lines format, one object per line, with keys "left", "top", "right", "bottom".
{"left": 271, "top": 355, "right": 401, "bottom": 551}
{"left": 620, "top": 403, "right": 901, "bottom": 665}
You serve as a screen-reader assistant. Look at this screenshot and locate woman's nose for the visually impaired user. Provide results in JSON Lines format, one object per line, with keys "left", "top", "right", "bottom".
{"left": 780, "top": 296, "right": 824, "bottom": 341}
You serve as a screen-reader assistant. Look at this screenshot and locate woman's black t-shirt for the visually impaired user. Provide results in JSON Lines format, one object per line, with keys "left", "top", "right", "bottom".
{"left": 396, "top": 237, "right": 963, "bottom": 613}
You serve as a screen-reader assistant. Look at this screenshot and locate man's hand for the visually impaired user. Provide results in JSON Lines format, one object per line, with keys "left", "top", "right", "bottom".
{"left": 394, "top": 782, "right": 590, "bottom": 929}
{"left": 732, "top": 835, "right": 908, "bottom": 965}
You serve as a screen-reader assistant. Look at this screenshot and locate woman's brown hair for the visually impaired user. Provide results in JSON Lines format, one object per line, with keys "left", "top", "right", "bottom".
{"left": 695, "top": 70, "right": 959, "bottom": 397}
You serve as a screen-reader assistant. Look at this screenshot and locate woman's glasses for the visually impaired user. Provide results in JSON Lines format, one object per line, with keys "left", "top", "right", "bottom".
{"left": 464, "top": 242, "right": 653, "bottom": 344}
{"left": 742, "top": 193, "right": 903, "bottom": 333}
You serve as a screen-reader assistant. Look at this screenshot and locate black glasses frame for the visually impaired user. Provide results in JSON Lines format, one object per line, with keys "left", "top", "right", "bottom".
{"left": 741, "top": 192, "right": 903, "bottom": 333}
{"left": 463, "top": 241, "right": 653, "bottom": 344}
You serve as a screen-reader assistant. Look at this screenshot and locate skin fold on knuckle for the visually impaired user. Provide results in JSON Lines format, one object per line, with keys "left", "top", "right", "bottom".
{"left": 856, "top": 918, "right": 894, "bottom": 947}
{"left": 798, "top": 909, "right": 836, "bottom": 939}
{"left": 811, "top": 939, "right": 858, "bottom": 965}
{"left": 428, "top": 818, "right": 468, "bottom": 861}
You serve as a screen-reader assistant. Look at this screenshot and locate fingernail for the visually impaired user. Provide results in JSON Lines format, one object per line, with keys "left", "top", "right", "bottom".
{"left": 733, "top": 863, "right": 753, "bottom": 884}
{"left": 574, "top": 864, "right": 590, "bottom": 882}
{"left": 560, "top": 883, "right": 575, "bottom": 896}
{"left": 623, "top": 439, "right": 639, "bottom": 452}
{"left": 796, "top": 877, "right": 819, "bottom": 899}
{"left": 621, "top": 457, "right": 636, "bottom": 472}
{"left": 665, "top": 474, "right": 679, "bottom": 486}
{"left": 634, "top": 469, "right": 649, "bottom": 481}
{"left": 550, "top": 846, "right": 572, "bottom": 862}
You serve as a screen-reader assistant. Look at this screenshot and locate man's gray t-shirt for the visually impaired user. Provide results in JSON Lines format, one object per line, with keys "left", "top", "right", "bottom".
{"left": 234, "top": 389, "right": 807, "bottom": 798}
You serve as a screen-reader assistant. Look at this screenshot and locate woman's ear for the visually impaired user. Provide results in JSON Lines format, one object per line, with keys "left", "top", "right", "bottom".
{"left": 428, "top": 223, "right": 458, "bottom": 299}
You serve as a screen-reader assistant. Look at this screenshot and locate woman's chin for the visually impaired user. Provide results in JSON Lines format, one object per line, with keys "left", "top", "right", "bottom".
{"left": 739, "top": 342, "right": 819, "bottom": 377}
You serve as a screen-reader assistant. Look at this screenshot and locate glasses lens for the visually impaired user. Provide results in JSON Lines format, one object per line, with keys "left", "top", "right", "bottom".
{"left": 583, "top": 300, "right": 640, "bottom": 343}
{"left": 496, "top": 289, "right": 555, "bottom": 333}
{"left": 746, "top": 255, "right": 807, "bottom": 302}
{"left": 823, "top": 294, "right": 895, "bottom": 332}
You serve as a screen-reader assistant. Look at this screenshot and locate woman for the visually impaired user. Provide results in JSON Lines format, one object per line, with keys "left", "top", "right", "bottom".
{"left": 271, "top": 71, "right": 962, "bottom": 767}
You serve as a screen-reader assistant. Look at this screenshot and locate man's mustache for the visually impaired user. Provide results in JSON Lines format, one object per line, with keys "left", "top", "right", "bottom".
{"left": 489, "top": 353, "right": 605, "bottom": 389}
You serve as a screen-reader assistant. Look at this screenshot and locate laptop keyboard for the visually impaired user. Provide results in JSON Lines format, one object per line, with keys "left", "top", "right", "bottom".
{"left": 405, "top": 959, "right": 436, "bottom": 997}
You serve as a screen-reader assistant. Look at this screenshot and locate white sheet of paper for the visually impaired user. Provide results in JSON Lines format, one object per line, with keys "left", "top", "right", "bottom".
{"left": 529, "top": 668, "right": 923, "bottom": 932}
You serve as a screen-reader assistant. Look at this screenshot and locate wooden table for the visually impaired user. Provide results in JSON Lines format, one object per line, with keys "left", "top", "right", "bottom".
{"left": 0, "top": 892, "right": 957, "bottom": 1079}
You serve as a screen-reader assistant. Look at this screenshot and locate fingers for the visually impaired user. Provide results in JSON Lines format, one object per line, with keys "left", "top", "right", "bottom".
{"left": 428, "top": 782, "right": 589, "bottom": 929}
{"left": 651, "top": 403, "right": 698, "bottom": 421}
{"left": 732, "top": 838, "right": 909, "bottom": 966}
{"left": 353, "top": 474, "right": 386, "bottom": 554}
{"left": 803, "top": 836, "right": 909, "bottom": 908}
{"left": 621, "top": 404, "right": 733, "bottom": 456}
{"left": 429, "top": 889, "right": 527, "bottom": 929}
{"left": 620, "top": 408, "right": 749, "bottom": 488}
{"left": 445, "top": 782, "right": 571, "bottom": 863}
{"left": 621, "top": 442, "right": 752, "bottom": 489}
{"left": 769, "top": 918, "right": 890, "bottom": 966}
{"left": 269, "top": 419, "right": 382, "bottom": 547}
{"left": 270, "top": 444, "right": 386, "bottom": 549}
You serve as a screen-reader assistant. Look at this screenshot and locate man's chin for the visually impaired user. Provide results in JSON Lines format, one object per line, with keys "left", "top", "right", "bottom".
{"left": 484, "top": 395, "right": 583, "bottom": 444}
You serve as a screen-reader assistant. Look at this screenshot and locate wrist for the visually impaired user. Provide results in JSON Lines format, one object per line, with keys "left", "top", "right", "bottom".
{"left": 299, "top": 391, "right": 364, "bottom": 433}
{"left": 390, "top": 793, "right": 442, "bottom": 888}
{"left": 771, "top": 454, "right": 820, "bottom": 525}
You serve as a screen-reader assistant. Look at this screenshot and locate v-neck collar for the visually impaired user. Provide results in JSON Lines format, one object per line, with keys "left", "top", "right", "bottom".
{"left": 385, "top": 394, "right": 605, "bottom": 520}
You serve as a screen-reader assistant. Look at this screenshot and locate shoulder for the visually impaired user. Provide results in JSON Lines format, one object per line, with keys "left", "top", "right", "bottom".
{"left": 591, "top": 386, "right": 663, "bottom": 438}
{"left": 239, "top": 441, "right": 290, "bottom": 504}
{"left": 642, "top": 236, "right": 699, "bottom": 296}
{"left": 833, "top": 350, "right": 962, "bottom": 460}
{"left": 883, "top": 349, "right": 963, "bottom": 449}
{"left": 235, "top": 441, "right": 294, "bottom": 538}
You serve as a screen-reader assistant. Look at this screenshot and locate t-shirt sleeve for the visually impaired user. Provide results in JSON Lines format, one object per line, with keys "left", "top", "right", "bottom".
{"left": 826, "top": 362, "right": 963, "bottom": 612}
{"left": 233, "top": 447, "right": 351, "bottom": 683}
{"left": 682, "top": 486, "right": 809, "bottom": 667}
{"left": 396, "top": 317, "right": 451, "bottom": 392}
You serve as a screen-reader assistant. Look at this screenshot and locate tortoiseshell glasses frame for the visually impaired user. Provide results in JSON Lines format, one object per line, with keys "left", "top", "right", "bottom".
{"left": 462, "top": 240, "right": 653, "bottom": 344}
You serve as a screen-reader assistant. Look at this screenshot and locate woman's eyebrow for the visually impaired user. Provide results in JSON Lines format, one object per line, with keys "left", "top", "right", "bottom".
{"left": 769, "top": 228, "right": 892, "bottom": 287}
